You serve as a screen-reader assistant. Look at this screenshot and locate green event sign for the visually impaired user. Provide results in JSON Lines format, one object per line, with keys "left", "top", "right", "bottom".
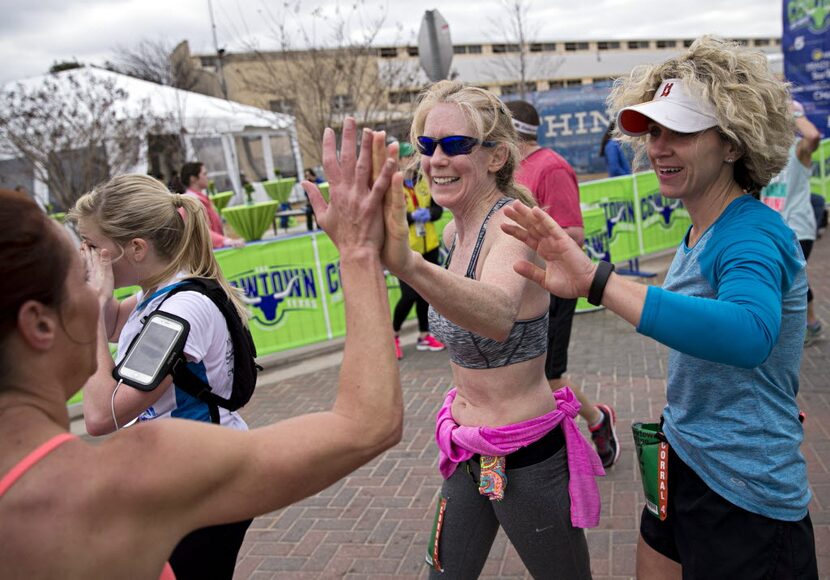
{"left": 214, "top": 233, "right": 413, "bottom": 357}
{"left": 633, "top": 172, "right": 691, "bottom": 255}
{"left": 216, "top": 236, "right": 334, "bottom": 355}
{"left": 812, "top": 140, "right": 830, "bottom": 199}
{"left": 578, "top": 176, "right": 640, "bottom": 262}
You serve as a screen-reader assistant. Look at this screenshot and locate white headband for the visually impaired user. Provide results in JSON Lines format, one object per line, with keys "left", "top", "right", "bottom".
{"left": 511, "top": 119, "right": 539, "bottom": 136}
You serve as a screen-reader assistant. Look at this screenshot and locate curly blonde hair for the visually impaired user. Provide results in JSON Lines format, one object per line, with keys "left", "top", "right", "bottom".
{"left": 608, "top": 36, "right": 794, "bottom": 194}
{"left": 410, "top": 80, "right": 535, "bottom": 207}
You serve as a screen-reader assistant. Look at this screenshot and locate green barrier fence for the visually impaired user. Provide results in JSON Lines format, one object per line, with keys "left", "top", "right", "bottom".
{"left": 812, "top": 139, "right": 830, "bottom": 199}
{"left": 214, "top": 232, "right": 408, "bottom": 357}
{"left": 77, "top": 141, "right": 830, "bottom": 364}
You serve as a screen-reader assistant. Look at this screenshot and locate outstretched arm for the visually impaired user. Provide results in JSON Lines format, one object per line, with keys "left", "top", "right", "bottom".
{"left": 795, "top": 114, "right": 821, "bottom": 168}
{"left": 99, "top": 118, "right": 403, "bottom": 536}
{"left": 502, "top": 200, "right": 791, "bottom": 367}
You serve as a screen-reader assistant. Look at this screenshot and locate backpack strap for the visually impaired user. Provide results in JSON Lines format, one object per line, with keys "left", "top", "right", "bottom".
{"left": 152, "top": 278, "right": 240, "bottom": 424}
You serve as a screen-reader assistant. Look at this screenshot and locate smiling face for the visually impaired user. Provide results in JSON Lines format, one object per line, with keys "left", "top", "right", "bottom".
{"left": 420, "top": 103, "right": 503, "bottom": 210}
{"left": 646, "top": 122, "right": 737, "bottom": 201}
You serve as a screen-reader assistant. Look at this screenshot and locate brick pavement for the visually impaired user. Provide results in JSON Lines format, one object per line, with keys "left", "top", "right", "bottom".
{"left": 234, "top": 234, "right": 830, "bottom": 579}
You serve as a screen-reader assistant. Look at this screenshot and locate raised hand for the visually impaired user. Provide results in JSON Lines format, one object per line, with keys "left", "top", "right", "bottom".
{"left": 501, "top": 201, "right": 597, "bottom": 299}
{"left": 303, "top": 118, "right": 401, "bottom": 255}
{"left": 81, "top": 243, "right": 115, "bottom": 306}
{"left": 380, "top": 162, "right": 414, "bottom": 276}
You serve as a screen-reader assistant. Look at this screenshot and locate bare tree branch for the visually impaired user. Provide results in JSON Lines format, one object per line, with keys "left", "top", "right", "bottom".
{"left": 233, "top": 0, "right": 422, "bottom": 165}
{"left": 487, "top": 0, "right": 563, "bottom": 100}
{"left": 0, "top": 68, "right": 172, "bottom": 209}
{"left": 107, "top": 38, "right": 199, "bottom": 90}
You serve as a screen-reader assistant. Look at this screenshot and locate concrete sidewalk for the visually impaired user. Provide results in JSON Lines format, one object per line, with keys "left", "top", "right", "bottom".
{"left": 232, "top": 238, "right": 830, "bottom": 579}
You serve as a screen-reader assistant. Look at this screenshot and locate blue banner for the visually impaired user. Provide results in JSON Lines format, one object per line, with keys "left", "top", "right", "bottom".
{"left": 783, "top": 0, "right": 830, "bottom": 137}
{"left": 505, "top": 82, "right": 615, "bottom": 174}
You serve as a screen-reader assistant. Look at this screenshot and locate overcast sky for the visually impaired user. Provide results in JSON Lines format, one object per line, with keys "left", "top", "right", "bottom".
{"left": 0, "top": 0, "right": 783, "bottom": 85}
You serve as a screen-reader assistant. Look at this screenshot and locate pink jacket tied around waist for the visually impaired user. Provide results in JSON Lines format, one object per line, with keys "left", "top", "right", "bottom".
{"left": 435, "top": 386, "right": 605, "bottom": 528}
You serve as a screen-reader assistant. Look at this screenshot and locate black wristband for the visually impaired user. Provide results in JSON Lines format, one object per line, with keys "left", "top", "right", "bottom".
{"left": 587, "top": 261, "right": 615, "bottom": 306}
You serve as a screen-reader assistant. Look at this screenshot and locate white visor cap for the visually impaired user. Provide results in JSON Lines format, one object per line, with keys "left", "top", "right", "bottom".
{"left": 616, "top": 79, "right": 720, "bottom": 136}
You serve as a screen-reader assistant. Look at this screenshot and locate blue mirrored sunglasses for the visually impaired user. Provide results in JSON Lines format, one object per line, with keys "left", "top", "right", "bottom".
{"left": 416, "top": 135, "right": 496, "bottom": 157}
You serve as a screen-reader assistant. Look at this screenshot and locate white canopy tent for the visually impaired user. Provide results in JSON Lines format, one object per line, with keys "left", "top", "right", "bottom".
{"left": 0, "top": 67, "right": 304, "bottom": 207}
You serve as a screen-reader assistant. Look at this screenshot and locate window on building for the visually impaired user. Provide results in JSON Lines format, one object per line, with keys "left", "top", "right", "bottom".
{"left": 199, "top": 56, "right": 217, "bottom": 68}
{"left": 269, "top": 99, "right": 295, "bottom": 116}
{"left": 379, "top": 47, "right": 398, "bottom": 58}
{"left": 598, "top": 41, "right": 620, "bottom": 50}
{"left": 564, "top": 79, "right": 583, "bottom": 87}
{"left": 468, "top": 45, "right": 483, "bottom": 54}
{"left": 549, "top": 80, "right": 564, "bottom": 88}
{"left": 492, "top": 44, "right": 520, "bottom": 54}
{"left": 500, "top": 83, "right": 519, "bottom": 96}
{"left": 656, "top": 40, "right": 676, "bottom": 48}
{"left": 453, "top": 45, "right": 467, "bottom": 54}
{"left": 628, "top": 40, "right": 650, "bottom": 49}
{"left": 754, "top": 38, "right": 770, "bottom": 47}
{"left": 542, "top": 42, "right": 556, "bottom": 51}
{"left": 407, "top": 46, "right": 419, "bottom": 56}
{"left": 684, "top": 39, "right": 694, "bottom": 47}
{"left": 733, "top": 38, "right": 749, "bottom": 46}
{"left": 330, "top": 94, "right": 354, "bottom": 112}
{"left": 565, "top": 42, "right": 589, "bottom": 51}
{"left": 530, "top": 43, "right": 543, "bottom": 52}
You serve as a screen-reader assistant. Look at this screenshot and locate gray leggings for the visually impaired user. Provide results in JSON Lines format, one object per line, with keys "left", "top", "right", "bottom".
{"left": 428, "top": 444, "right": 591, "bottom": 579}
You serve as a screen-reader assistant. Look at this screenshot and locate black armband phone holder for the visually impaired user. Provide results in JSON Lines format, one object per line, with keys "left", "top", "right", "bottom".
{"left": 113, "top": 311, "right": 190, "bottom": 391}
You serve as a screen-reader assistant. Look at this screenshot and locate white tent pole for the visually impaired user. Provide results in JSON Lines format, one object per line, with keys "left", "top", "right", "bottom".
{"left": 262, "top": 133, "right": 275, "bottom": 179}
{"left": 290, "top": 124, "right": 304, "bottom": 179}
{"left": 222, "top": 133, "right": 242, "bottom": 202}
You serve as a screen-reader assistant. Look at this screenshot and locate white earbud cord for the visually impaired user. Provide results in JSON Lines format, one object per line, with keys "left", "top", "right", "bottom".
{"left": 111, "top": 380, "right": 123, "bottom": 431}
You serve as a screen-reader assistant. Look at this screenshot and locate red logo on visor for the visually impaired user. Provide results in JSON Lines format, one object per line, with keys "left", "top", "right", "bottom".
{"left": 660, "top": 83, "right": 674, "bottom": 97}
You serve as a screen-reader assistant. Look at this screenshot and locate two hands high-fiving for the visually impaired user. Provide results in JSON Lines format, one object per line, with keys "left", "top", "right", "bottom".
{"left": 302, "top": 117, "right": 415, "bottom": 277}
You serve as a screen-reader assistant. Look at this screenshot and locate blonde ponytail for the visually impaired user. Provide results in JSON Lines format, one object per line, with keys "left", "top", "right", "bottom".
{"left": 68, "top": 174, "right": 249, "bottom": 325}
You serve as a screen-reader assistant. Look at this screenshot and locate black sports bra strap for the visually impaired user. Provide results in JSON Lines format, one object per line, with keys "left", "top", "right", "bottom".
{"left": 464, "top": 197, "right": 512, "bottom": 279}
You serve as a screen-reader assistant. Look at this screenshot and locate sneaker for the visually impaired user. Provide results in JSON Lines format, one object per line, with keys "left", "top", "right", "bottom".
{"left": 805, "top": 321, "right": 822, "bottom": 347}
{"left": 417, "top": 334, "right": 446, "bottom": 352}
{"left": 394, "top": 336, "right": 403, "bottom": 360}
{"left": 589, "top": 404, "right": 620, "bottom": 468}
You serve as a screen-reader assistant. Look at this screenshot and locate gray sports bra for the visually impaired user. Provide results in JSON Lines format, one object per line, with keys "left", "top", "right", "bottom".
{"left": 427, "top": 197, "right": 548, "bottom": 370}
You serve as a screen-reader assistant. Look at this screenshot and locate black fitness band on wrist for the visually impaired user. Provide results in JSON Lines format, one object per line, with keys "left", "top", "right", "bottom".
{"left": 587, "top": 261, "right": 615, "bottom": 306}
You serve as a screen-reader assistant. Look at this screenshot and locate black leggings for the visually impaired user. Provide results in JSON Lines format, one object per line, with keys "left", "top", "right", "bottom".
{"left": 428, "top": 430, "right": 590, "bottom": 579}
{"left": 169, "top": 518, "right": 253, "bottom": 580}
{"left": 393, "top": 247, "right": 440, "bottom": 332}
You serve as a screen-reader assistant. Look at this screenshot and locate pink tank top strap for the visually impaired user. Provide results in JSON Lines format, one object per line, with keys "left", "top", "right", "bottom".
{"left": 160, "top": 562, "right": 176, "bottom": 580}
{"left": 0, "top": 432, "right": 76, "bottom": 497}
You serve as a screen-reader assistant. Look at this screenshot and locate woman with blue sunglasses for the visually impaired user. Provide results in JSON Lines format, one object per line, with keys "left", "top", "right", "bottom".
{"left": 378, "top": 81, "right": 601, "bottom": 579}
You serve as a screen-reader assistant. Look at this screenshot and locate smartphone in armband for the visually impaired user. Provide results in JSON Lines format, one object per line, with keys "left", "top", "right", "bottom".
{"left": 114, "top": 311, "right": 190, "bottom": 391}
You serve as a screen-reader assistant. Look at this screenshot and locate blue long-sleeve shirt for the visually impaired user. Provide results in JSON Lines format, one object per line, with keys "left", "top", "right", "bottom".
{"left": 637, "top": 195, "right": 810, "bottom": 521}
